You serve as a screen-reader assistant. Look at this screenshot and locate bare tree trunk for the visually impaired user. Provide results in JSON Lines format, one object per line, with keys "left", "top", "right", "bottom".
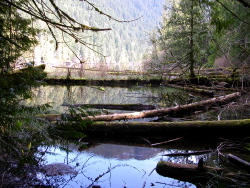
{"left": 189, "top": 0, "right": 196, "bottom": 78}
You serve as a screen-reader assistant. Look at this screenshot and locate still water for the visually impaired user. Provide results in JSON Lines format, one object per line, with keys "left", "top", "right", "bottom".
{"left": 39, "top": 143, "right": 195, "bottom": 188}
{"left": 29, "top": 85, "right": 203, "bottom": 114}
{"left": 31, "top": 85, "right": 206, "bottom": 187}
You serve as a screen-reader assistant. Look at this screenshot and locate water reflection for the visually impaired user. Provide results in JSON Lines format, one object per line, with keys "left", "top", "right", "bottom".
{"left": 85, "top": 144, "right": 164, "bottom": 160}
{"left": 39, "top": 143, "right": 195, "bottom": 188}
{"left": 27, "top": 85, "right": 203, "bottom": 114}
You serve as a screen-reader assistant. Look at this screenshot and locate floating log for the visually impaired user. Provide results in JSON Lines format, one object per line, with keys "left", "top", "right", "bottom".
{"left": 62, "top": 103, "right": 156, "bottom": 111}
{"left": 156, "top": 161, "right": 250, "bottom": 187}
{"left": 82, "top": 92, "right": 241, "bottom": 121}
{"left": 156, "top": 161, "right": 227, "bottom": 186}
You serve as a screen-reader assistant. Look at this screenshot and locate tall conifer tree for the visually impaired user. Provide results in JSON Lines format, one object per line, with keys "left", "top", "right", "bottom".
{"left": 156, "top": 0, "right": 211, "bottom": 78}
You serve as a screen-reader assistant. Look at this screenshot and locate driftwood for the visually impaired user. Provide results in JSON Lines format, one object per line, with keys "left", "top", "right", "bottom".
{"left": 227, "top": 154, "right": 250, "bottom": 173}
{"left": 85, "top": 119, "right": 250, "bottom": 138}
{"left": 82, "top": 92, "right": 241, "bottom": 121}
{"left": 61, "top": 103, "right": 156, "bottom": 111}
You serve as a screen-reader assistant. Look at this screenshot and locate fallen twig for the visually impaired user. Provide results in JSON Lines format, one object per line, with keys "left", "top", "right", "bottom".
{"left": 151, "top": 137, "right": 183, "bottom": 146}
{"left": 162, "top": 149, "right": 213, "bottom": 157}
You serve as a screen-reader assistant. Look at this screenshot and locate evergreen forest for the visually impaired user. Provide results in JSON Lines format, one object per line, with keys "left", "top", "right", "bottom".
{"left": 29, "top": 0, "right": 165, "bottom": 72}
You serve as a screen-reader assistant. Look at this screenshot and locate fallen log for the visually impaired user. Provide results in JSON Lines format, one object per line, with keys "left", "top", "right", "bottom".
{"left": 156, "top": 161, "right": 227, "bottom": 186}
{"left": 162, "top": 150, "right": 213, "bottom": 157}
{"left": 38, "top": 92, "right": 241, "bottom": 122}
{"left": 85, "top": 119, "right": 250, "bottom": 138}
{"left": 190, "top": 84, "right": 238, "bottom": 92}
{"left": 15, "top": 64, "right": 46, "bottom": 72}
{"left": 61, "top": 103, "right": 156, "bottom": 111}
{"left": 165, "top": 84, "right": 215, "bottom": 96}
{"left": 36, "top": 114, "right": 61, "bottom": 121}
{"left": 227, "top": 154, "right": 250, "bottom": 173}
{"left": 156, "top": 161, "right": 250, "bottom": 187}
{"left": 82, "top": 92, "right": 241, "bottom": 121}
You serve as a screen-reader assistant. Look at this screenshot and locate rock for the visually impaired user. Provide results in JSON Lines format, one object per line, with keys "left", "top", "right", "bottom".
{"left": 42, "top": 163, "right": 78, "bottom": 176}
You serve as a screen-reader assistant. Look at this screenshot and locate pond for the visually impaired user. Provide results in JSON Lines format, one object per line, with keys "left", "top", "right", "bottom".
{"left": 27, "top": 85, "right": 206, "bottom": 188}
{"left": 38, "top": 143, "right": 197, "bottom": 188}
{"left": 27, "top": 85, "right": 249, "bottom": 187}
{"left": 28, "top": 85, "right": 206, "bottom": 114}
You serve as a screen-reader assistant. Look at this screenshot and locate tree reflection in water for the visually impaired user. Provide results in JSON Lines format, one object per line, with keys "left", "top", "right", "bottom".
{"left": 37, "top": 143, "right": 195, "bottom": 188}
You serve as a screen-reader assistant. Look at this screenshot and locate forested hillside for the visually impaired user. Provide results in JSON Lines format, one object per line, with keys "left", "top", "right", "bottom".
{"left": 144, "top": 0, "right": 250, "bottom": 79}
{"left": 31, "top": 0, "right": 165, "bottom": 71}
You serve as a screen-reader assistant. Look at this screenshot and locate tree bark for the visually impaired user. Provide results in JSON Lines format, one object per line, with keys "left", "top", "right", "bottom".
{"left": 83, "top": 92, "right": 241, "bottom": 121}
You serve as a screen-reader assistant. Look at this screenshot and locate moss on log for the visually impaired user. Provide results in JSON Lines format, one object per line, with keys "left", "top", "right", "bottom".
{"left": 165, "top": 84, "right": 215, "bottom": 96}
{"left": 85, "top": 119, "right": 250, "bottom": 138}
{"left": 156, "top": 161, "right": 227, "bottom": 185}
{"left": 156, "top": 161, "right": 250, "bottom": 187}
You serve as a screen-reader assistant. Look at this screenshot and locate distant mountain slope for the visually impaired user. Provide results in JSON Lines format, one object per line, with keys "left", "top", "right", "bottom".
{"left": 33, "top": 0, "right": 165, "bottom": 71}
